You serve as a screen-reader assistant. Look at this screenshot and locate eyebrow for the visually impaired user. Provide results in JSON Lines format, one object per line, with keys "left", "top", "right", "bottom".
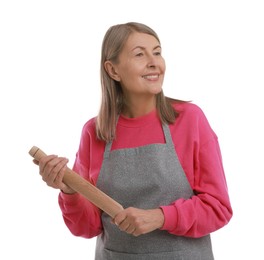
{"left": 131, "top": 45, "right": 161, "bottom": 52}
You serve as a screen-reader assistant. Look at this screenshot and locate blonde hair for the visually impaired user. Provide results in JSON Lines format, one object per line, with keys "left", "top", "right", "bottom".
{"left": 96, "top": 22, "right": 181, "bottom": 142}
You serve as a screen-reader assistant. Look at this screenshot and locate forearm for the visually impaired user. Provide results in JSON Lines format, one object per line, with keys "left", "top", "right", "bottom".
{"left": 113, "top": 207, "right": 165, "bottom": 237}
{"left": 160, "top": 194, "right": 232, "bottom": 238}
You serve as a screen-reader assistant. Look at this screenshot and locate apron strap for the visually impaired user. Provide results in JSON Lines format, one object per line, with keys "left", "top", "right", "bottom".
{"left": 104, "top": 141, "right": 112, "bottom": 159}
{"left": 162, "top": 124, "right": 175, "bottom": 151}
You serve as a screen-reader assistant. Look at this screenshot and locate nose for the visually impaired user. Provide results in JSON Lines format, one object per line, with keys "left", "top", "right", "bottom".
{"left": 146, "top": 54, "right": 158, "bottom": 68}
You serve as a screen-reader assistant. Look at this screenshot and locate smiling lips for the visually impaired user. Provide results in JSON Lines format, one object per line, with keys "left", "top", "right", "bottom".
{"left": 142, "top": 74, "right": 159, "bottom": 80}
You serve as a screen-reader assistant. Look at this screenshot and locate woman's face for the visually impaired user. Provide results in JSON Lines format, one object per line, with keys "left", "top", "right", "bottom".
{"left": 110, "top": 32, "right": 166, "bottom": 99}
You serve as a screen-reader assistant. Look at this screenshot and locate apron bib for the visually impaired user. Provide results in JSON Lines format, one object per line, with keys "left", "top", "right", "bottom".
{"left": 95, "top": 124, "right": 214, "bottom": 259}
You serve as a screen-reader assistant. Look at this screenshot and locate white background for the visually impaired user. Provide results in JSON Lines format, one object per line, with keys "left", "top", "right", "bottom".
{"left": 1, "top": 1, "right": 263, "bottom": 259}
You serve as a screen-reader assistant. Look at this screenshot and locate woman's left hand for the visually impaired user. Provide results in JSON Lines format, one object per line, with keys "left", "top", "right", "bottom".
{"left": 112, "top": 207, "right": 164, "bottom": 237}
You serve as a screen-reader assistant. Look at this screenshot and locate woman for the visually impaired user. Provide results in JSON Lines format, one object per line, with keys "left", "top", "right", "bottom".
{"left": 37, "top": 22, "right": 233, "bottom": 259}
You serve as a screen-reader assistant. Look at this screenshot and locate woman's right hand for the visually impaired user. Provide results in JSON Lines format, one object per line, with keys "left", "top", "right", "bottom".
{"left": 33, "top": 155, "right": 76, "bottom": 194}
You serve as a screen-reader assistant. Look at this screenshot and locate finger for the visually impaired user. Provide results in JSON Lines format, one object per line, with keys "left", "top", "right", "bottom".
{"left": 43, "top": 157, "right": 67, "bottom": 176}
{"left": 53, "top": 162, "right": 68, "bottom": 186}
{"left": 118, "top": 219, "right": 130, "bottom": 232}
{"left": 50, "top": 158, "right": 68, "bottom": 176}
{"left": 113, "top": 211, "right": 127, "bottom": 226}
{"left": 38, "top": 155, "right": 58, "bottom": 174}
{"left": 132, "top": 230, "right": 141, "bottom": 237}
{"left": 43, "top": 158, "right": 68, "bottom": 186}
{"left": 33, "top": 159, "right": 39, "bottom": 165}
{"left": 126, "top": 225, "right": 136, "bottom": 234}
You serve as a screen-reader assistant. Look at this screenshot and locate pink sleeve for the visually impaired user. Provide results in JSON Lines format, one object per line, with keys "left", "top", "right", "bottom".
{"left": 160, "top": 137, "right": 232, "bottom": 237}
{"left": 58, "top": 120, "right": 103, "bottom": 238}
{"left": 58, "top": 192, "right": 102, "bottom": 238}
{"left": 160, "top": 105, "right": 233, "bottom": 238}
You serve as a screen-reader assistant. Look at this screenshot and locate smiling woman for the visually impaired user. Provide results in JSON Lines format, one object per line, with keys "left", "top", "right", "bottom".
{"left": 34, "top": 22, "right": 233, "bottom": 260}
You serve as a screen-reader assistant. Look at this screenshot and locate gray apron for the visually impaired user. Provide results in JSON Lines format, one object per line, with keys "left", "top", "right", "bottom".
{"left": 95, "top": 124, "right": 214, "bottom": 259}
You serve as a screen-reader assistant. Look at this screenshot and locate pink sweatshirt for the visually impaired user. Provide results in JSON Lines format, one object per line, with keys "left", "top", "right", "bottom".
{"left": 59, "top": 102, "right": 233, "bottom": 238}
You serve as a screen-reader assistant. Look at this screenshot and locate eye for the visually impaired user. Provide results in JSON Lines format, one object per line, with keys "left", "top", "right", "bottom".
{"left": 135, "top": 52, "right": 143, "bottom": 57}
{"left": 154, "top": 51, "right": 161, "bottom": 56}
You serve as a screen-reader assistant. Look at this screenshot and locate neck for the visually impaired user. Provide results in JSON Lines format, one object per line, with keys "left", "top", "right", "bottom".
{"left": 122, "top": 95, "right": 156, "bottom": 118}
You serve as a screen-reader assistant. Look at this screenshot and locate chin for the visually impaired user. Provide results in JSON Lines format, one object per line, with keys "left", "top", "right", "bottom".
{"left": 150, "top": 86, "right": 163, "bottom": 95}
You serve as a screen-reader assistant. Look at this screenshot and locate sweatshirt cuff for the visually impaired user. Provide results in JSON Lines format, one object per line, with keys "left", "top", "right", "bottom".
{"left": 160, "top": 205, "right": 178, "bottom": 232}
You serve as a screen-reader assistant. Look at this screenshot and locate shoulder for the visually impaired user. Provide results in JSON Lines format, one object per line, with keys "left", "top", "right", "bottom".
{"left": 172, "top": 101, "right": 206, "bottom": 121}
{"left": 82, "top": 117, "right": 96, "bottom": 131}
{"left": 77, "top": 116, "right": 105, "bottom": 153}
{"left": 79, "top": 117, "right": 98, "bottom": 140}
{"left": 171, "top": 100, "right": 217, "bottom": 139}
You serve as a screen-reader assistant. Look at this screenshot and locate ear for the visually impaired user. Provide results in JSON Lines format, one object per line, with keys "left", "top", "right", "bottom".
{"left": 104, "top": 61, "right": 120, "bottom": 81}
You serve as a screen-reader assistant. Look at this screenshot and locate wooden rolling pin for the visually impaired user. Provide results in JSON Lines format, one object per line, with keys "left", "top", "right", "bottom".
{"left": 29, "top": 146, "right": 124, "bottom": 218}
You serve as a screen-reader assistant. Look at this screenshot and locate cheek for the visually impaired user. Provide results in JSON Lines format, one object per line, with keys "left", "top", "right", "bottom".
{"left": 121, "top": 64, "right": 141, "bottom": 80}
